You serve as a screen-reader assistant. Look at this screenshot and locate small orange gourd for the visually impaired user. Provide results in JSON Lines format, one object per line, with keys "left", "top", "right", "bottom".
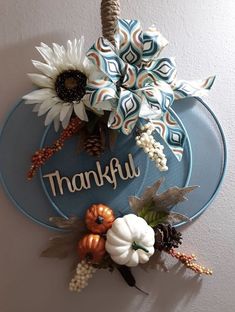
{"left": 85, "top": 204, "right": 115, "bottom": 234}
{"left": 78, "top": 234, "right": 106, "bottom": 263}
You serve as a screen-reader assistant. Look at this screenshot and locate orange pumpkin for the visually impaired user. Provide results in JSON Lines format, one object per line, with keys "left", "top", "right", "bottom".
{"left": 78, "top": 234, "right": 106, "bottom": 263}
{"left": 85, "top": 204, "right": 115, "bottom": 234}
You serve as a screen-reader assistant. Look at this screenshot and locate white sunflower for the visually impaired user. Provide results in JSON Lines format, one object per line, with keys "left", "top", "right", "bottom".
{"left": 23, "top": 37, "right": 98, "bottom": 130}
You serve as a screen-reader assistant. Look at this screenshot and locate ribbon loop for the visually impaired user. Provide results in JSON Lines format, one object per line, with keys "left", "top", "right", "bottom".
{"left": 152, "top": 112, "right": 186, "bottom": 161}
{"left": 115, "top": 19, "right": 143, "bottom": 65}
{"left": 145, "top": 57, "right": 177, "bottom": 84}
{"left": 108, "top": 88, "right": 142, "bottom": 134}
{"left": 142, "top": 26, "right": 168, "bottom": 62}
{"left": 86, "top": 19, "right": 215, "bottom": 162}
{"left": 86, "top": 77, "right": 117, "bottom": 110}
{"left": 87, "top": 37, "right": 125, "bottom": 83}
{"left": 139, "top": 83, "right": 186, "bottom": 161}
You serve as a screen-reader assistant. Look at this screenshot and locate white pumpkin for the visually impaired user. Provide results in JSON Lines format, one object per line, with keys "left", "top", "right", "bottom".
{"left": 105, "top": 214, "right": 155, "bottom": 267}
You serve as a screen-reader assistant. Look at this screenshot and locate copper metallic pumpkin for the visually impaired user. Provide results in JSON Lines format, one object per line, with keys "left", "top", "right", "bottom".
{"left": 85, "top": 204, "right": 115, "bottom": 234}
{"left": 78, "top": 234, "right": 106, "bottom": 263}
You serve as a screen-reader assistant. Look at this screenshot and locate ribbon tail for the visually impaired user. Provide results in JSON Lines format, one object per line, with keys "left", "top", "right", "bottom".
{"left": 108, "top": 89, "right": 142, "bottom": 135}
{"left": 173, "top": 76, "right": 216, "bottom": 100}
{"left": 151, "top": 111, "right": 186, "bottom": 161}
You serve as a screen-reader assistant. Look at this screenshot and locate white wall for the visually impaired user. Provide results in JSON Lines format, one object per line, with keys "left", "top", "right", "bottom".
{"left": 0, "top": 1, "right": 235, "bottom": 311}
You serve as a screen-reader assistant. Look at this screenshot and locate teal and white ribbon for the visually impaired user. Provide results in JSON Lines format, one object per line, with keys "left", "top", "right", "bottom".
{"left": 86, "top": 19, "right": 215, "bottom": 161}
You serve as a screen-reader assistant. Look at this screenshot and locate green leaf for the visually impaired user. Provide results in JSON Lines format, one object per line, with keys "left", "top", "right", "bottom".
{"left": 129, "top": 179, "right": 164, "bottom": 213}
{"left": 137, "top": 205, "right": 149, "bottom": 218}
{"left": 138, "top": 208, "right": 169, "bottom": 227}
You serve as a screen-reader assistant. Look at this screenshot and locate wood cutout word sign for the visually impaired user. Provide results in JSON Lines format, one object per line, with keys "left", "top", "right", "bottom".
{"left": 43, "top": 153, "right": 140, "bottom": 197}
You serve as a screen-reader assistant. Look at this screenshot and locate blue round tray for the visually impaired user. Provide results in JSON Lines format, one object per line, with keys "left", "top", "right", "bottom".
{"left": 0, "top": 101, "right": 62, "bottom": 230}
{"left": 172, "top": 97, "right": 227, "bottom": 223}
{"left": 0, "top": 97, "right": 226, "bottom": 229}
{"left": 39, "top": 109, "right": 192, "bottom": 221}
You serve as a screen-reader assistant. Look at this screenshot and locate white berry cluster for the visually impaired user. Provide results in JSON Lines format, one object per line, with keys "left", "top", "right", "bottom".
{"left": 69, "top": 260, "right": 96, "bottom": 293}
{"left": 136, "top": 123, "right": 168, "bottom": 171}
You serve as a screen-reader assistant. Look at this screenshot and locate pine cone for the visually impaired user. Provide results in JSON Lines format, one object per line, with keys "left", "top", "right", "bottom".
{"left": 83, "top": 134, "right": 104, "bottom": 157}
{"left": 154, "top": 224, "right": 182, "bottom": 252}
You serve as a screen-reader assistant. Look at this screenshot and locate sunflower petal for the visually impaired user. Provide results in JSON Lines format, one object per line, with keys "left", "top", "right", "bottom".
{"left": 28, "top": 73, "right": 53, "bottom": 88}
{"left": 52, "top": 43, "right": 66, "bottom": 64}
{"left": 44, "top": 104, "right": 63, "bottom": 126}
{"left": 61, "top": 105, "right": 73, "bottom": 128}
{"left": 82, "top": 57, "right": 93, "bottom": 76}
{"left": 36, "top": 43, "right": 54, "bottom": 65}
{"left": 53, "top": 115, "right": 61, "bottom": 132}
{"left": 77, "top": 36, "right": 84, "bottom": 65}
{"left": 32, "top": 103, "right": 41, "bottom": 112}
{"left": 32, "top": 60, "right": 58, "bottom": 78}
{"left": 74, "top": 103, "right": 88, "bottom": 121}
{"left": 81, "top": 95, "right": 104, "bottom": 115}
{"left": 38, "top": 98, "right": 56, "bottom": 116}
{"left": 23, "top": 88, "right": 54, "bottom": 102}
{"left": 71, "top": 39, "right": 80, "bottom": 65}
{"left": 66, "top": 40, "right": 74, "bottom": 64}
{"left": 24, "top": 99, "right": 38, "bottom": 105}
{"left": 60, "top": 103, "right": 72, "bottom": 122}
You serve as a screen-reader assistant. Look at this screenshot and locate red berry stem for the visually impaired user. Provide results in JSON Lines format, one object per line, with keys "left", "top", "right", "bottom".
{"left": 168, "top": 249, "right": 213, "bottom": 275}
{"left": 27, "top": 117, "right": 84, "bottom": 180}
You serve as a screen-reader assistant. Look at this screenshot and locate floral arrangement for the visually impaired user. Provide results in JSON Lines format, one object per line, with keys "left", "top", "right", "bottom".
{"left": 21, "top": 0, "right": 215, "bottom": 295}
{"left": 42, "top": 179, "right": 212, "bottom": 294}
{"left": 23, "top": 17, "right": 214, "bottom": 179}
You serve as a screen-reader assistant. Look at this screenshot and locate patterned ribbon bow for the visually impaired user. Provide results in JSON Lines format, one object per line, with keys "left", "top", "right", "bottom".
{"left": 86, "top": 19, "right": 215, "bottom": 161}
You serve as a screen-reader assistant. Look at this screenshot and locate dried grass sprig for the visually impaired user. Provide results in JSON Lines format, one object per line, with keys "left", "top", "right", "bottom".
{"left": 41, "top": 216, "right": 87, "bottom": 259}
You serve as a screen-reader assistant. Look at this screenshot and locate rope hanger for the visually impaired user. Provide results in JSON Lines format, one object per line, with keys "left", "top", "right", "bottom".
{"left": 101, "top": 0, "right": 120, "bottom": 44}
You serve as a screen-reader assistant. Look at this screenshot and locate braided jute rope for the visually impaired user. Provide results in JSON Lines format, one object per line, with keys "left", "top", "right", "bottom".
{"left": 101, "top": 0, "right": 120, "bottom": 45}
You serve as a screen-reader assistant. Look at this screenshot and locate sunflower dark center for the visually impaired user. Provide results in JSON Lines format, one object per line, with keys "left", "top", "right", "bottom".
{"left": 55, "top": 69, "right": 87, "bottom": 102}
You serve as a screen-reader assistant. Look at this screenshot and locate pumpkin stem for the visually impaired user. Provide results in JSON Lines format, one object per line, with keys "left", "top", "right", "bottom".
{"left": 85, "top": 252, "right": 93, "bottom": 261}
{"left": 134, "top": 285, "right": 149, "bottom": 295}
{"left": 96, "top": 216, "right": 104, "bottom": 224}
{"left": 132, "top": 241, "right": 149, "bottom": 253}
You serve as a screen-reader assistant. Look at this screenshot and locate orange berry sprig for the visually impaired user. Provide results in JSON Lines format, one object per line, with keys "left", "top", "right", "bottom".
{"left": 168, "top": 249, "right": 213, "bottom": 276}
{"left": 27, "top": 117, "right": 85, "bottom": 180}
